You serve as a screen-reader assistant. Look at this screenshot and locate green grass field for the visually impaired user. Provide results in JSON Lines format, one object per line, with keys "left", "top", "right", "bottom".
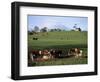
{"left": 28, "top": 31, "right": 88, "bottom": 66}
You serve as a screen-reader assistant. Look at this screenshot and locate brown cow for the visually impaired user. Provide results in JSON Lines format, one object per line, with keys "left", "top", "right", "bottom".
{"left": 68, "top": 48, "right": 83, "bottom": 58}
{"left": 42, "top": 50, "right": 53, "bottom": 60}
{"left": 29, "top": 49, "right": 53, "bottom": 62}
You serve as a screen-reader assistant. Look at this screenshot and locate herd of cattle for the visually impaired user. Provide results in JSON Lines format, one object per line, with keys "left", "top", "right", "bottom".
{"left": 28, "top": 48, "right": 83, "bottom": 62}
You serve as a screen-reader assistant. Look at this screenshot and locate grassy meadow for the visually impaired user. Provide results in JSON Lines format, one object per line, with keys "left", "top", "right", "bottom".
{"left": 28, "top": 31, "right": 88, "bottom": 66}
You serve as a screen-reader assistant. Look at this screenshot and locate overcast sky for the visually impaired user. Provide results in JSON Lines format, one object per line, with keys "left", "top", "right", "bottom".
{"left": 28, "top": 15, "right": 88, "bottom": 31}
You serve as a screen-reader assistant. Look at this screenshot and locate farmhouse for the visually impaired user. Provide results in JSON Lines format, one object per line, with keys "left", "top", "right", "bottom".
{"left": 72, "top": 24, "right": 82, "bottom": 31}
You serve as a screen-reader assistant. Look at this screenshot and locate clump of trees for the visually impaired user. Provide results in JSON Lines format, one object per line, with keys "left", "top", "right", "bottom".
{"left": 34, "top": 26, "right": 39, "bottom": 32}
{"left": 28, "top": 26, "right": 39, "bottom": 35}
{"left": 50, "top": 28, "right": 62, "bottom": 32}
{"left": 40, "top": 27, "right": 48, "bottom": 32}
{"left": 28, "top": 26, "right": 48, "bottom": 35}
{"left": 28, "top": 26, "right": 64, "bottom": 35}
{"left": 28, "top": 24, "right": 82, "bottom": 35}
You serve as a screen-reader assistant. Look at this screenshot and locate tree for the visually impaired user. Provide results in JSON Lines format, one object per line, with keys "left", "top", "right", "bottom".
{"left": 78, "top": 27, "right": 81, "bottom": 31}
{"left": 28, "top": 30, "right": 33, "bottom": 35}
{"left": 50, "top": 29, "right": 54, "bottom": 32}
{"left": 57, "top": 28, "right": 62, "bottom": 31}
{"left": 34, "top": 26, "right": 39, "bottom": 32}
{"left": 40, "top": 27, "right": 48, "bottom": 32}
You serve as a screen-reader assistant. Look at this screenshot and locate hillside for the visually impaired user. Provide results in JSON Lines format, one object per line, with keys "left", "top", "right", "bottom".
{"left": 28, "top": 31, "right": 88, "bottom": 66}
{"left": 28, "top": 31, "right": 87, "bottom": 51}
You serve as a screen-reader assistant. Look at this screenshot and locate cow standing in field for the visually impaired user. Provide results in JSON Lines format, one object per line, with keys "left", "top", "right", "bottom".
{"left": 68, "top": 48, "right": 83, "bottom": 58}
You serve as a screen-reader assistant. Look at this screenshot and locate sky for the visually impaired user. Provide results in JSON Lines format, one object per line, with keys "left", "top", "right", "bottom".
{"left": 28, "top": 15, "right": 88, "bottom": 31}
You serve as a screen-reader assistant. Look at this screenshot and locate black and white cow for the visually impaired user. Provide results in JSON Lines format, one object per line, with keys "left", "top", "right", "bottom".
{"left": 50, "top": 49, "right": 63, "bottom": 58}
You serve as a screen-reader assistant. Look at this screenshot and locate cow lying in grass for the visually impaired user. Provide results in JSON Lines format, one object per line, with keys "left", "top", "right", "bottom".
{"left": 68, "top": 48, "right": 83, "bottom": 58}
{"left": 29, "top": 50, "right": 53, "bottom": 62}
{"left": 28, "top": 48, "right": 83, "bottom": 62}
{"left": 50, "top": 49, "right": 64, "bottom": 58}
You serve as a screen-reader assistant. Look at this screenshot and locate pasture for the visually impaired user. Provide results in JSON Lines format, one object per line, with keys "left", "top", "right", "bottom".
{"left": 28, "top": 31, "right": 88, "bottom": 66}
{"left": 29, "top": 57, "right": 87, "bottom": 66}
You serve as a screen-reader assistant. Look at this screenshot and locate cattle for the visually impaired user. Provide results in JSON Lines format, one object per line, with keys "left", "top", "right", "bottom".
{"left": 29, "top": 49, "right": 52, "bottom": 62}
{"left": 41, "top": 50, "right": 53, "bottom": 60}
{"left": 50, "top": 49, "right": 63, "bottom": 58}
{"left": 29, "top": 48, "right": 83, "bottom": 62}
{"left": 68, "top": 48, "right": 83, "bottom": 58}
{"left": 33, "top": 37, "right": 38, "bottom": 40}
{"left": 28, "top": 50, "right": 41, "bottom": 62}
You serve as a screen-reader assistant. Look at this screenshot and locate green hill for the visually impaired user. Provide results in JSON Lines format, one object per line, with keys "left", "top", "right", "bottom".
{"left": 28, "top": 31, "right": 87, "bottom": 52}
{"left": 28, "top": 31, "right": 88, "bottom": 66}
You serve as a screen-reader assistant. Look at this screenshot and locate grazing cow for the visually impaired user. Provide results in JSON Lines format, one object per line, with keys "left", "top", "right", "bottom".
{"left": 68, "top": 48, "right": 83, "bottom": 58}
{"left": 33, "top": 37, "right": 38, "bottom": 40}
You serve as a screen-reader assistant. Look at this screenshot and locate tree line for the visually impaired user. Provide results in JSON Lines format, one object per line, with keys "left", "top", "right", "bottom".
{"left": 28, "top": 26, "right": 65, "bottom": 33}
